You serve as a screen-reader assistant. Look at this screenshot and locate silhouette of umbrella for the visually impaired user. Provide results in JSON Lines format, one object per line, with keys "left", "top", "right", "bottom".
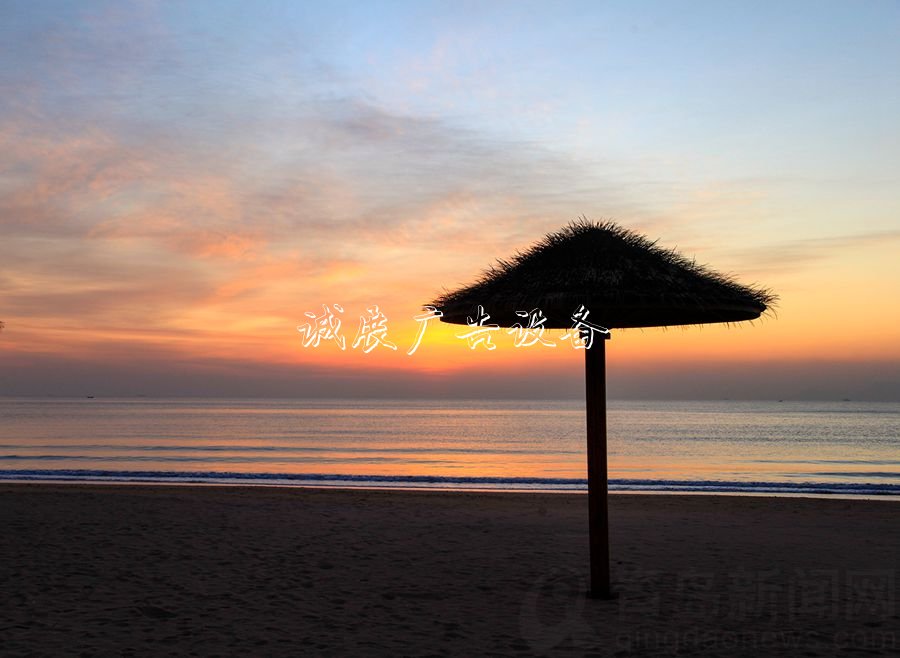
{"left": 430, "top": 219, "right": 774, "bottom": 598}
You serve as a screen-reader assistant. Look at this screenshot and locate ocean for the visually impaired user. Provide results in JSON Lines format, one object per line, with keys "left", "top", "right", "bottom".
{"left": 1, "top": 398, "right": 898, "bottom": 498}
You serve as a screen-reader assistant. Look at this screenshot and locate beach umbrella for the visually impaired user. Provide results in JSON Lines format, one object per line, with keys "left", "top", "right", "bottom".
{"left": 430, "top": 219, "right": 774, "bottom": 598}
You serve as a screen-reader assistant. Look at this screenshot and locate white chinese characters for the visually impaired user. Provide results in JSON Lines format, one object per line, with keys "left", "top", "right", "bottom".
{"left": 298, "top": 304, "right": 609, "bottom": 353}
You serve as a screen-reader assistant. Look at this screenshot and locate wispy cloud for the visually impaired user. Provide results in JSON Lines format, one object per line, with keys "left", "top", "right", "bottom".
{"left": 727, "top": 230, "right": 900, "bottom": 274}
{"left": 1, "top": 14, "right": 665, "bottom": 350}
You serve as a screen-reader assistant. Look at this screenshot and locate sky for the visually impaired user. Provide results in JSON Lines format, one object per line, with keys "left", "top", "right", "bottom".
{"left": 1, "top": 0, "right": 899, "bottom": 400}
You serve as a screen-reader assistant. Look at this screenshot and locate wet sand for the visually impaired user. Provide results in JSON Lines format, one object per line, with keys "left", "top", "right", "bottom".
{"left": 1, "top": 484, "right": 897, "bottom": 656}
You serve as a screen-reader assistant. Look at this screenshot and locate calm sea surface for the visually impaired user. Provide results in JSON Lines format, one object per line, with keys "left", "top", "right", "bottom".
{"left": 1, "top": 398, "right": 898, "bottom": 497}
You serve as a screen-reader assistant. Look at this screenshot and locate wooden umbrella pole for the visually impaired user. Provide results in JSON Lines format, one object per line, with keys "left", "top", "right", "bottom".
{"left": 585, "top": 334, "right": 612, "bottom": 598}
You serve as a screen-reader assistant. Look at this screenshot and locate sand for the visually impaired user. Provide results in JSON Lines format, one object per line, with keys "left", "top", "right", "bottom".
{"left": 0, "top": 485, "right": 897, "bottom": 657}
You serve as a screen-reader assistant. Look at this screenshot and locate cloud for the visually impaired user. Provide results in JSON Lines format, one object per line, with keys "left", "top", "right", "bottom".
{"left": 4, "top": 1, "right": 826, "bottom": 398}
{"left": 1, "top": 26, "right": 664, "bottom": 352}
{"left": 727, "top": 230, "right": 900, "bottom": 274}
{"left": 0, "top": 237, "right": 217, "bottom": 326}
{"left": 3, "top": 347, "right": 899, "bottom": 401}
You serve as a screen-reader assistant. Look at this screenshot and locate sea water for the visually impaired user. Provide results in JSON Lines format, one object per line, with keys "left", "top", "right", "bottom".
{"left": 0, "top": 398, "right": 898, "bottom": 497}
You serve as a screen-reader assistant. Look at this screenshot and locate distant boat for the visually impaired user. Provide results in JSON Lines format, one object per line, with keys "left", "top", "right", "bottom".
{"left": 86, "top": 395, "right": 94, "bottom": 399}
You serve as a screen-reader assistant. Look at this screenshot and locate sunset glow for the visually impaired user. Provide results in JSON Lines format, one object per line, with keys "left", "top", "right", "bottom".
{"left": 2, "top": 1, "right": 899, "bottom": 400}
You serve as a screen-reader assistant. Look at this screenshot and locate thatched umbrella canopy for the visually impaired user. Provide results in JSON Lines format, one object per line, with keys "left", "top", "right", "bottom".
{"left": 430, "top": 219, "right": 774, "bottom": 598}
{"left": 436, "top": 220, "right": 772, "bottom": 329}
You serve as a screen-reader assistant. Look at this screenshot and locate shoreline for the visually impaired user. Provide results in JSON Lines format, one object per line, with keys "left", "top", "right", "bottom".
{"left": 3, "top": 477, "right": 900, "bottom": 502}
{"left": 2, "top": 475, "right": 899, "bottom": 501}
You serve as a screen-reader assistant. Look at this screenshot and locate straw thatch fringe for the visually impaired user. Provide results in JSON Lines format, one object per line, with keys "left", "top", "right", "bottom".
{"left": 431, "top": 219, "right": 776, "bottom": 329}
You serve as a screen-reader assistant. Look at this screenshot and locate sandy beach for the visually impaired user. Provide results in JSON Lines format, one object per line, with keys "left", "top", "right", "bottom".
{"left": 0, "top": 485, "right": 897, "bottom": 656}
